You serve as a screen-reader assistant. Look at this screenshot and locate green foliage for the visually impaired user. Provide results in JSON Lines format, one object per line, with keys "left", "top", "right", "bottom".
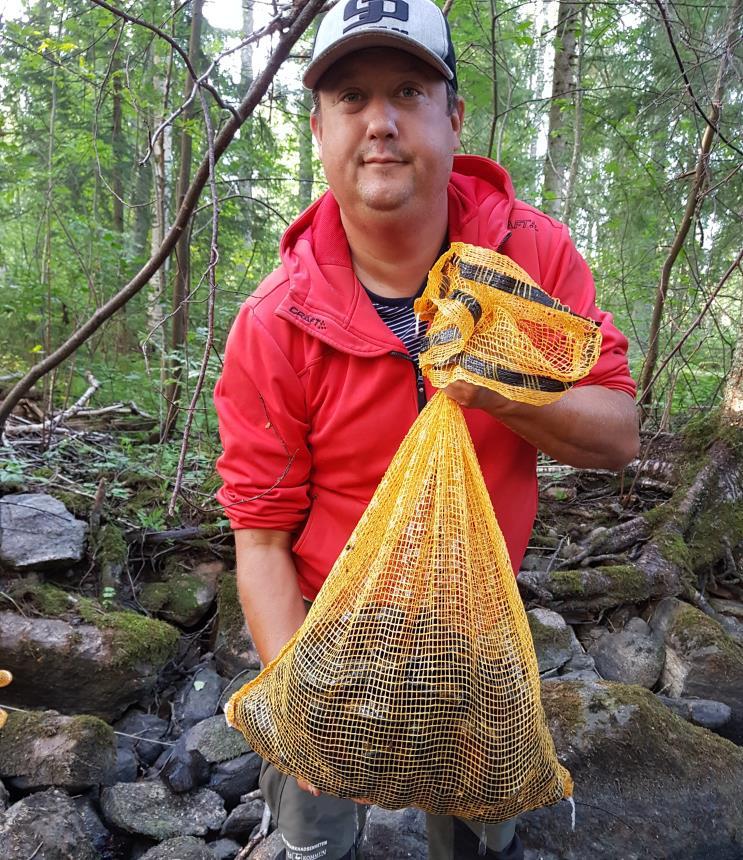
{"left": 0, "top": 0, "right": 741, "bottom": 455}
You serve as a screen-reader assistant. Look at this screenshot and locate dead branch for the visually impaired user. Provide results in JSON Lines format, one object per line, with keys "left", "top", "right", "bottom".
{"left": 4, "top": 373, "right": 100, "bottom": 435}
{"left": 0, "top": 0, "right": 328, "bottom": 434}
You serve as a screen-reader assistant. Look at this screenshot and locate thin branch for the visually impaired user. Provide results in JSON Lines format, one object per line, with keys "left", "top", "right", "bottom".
{"left": 653, "top": 0, "right": 743, "bottom": 159}
{"left": 638, "top": 245, "right": 743, "bottom": 404}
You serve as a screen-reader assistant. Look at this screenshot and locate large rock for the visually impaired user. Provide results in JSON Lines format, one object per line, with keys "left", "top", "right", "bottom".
{"left": 0, "top": 777, "right": 9, "bottom": 811}
{"left": 519, "top": 679, "right": 743, "bottom": 858}
{"left": 649, "top": 597, "right": 743, "bottom": 741}
{"left": 0, "top": 710, "right": 115, "bottom": 790}
{"left": 100, "top": 781, "right": 226, "bottom": 841}
{"left": 527, "top": 608, "right": 578, "bottom": 674}
{"left": 213, "top": 574, "right": 259, "bottom": 678}
{"left": 0, "top": 493, "right": 87, "bottom": 570}
{"left": 0, "top": 788, "right": 98, "bottom": 859}
{"left": 0, "top": 609, "right": 179, "bottom": 720}
{"left": 139, "top": 835, "right": 216, "bottom": 859}
{"left": 588, "top": 617, "right": 665, "bottom": 688}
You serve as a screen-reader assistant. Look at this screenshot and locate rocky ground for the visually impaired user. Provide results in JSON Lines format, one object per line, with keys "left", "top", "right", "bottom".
{"left": 1, "top": 422, "right": 743, "bottom": 859}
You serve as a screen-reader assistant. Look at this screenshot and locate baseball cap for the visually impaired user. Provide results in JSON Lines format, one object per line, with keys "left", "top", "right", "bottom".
{"left": 303, "top": 0, "right": 457, "bottom": 91}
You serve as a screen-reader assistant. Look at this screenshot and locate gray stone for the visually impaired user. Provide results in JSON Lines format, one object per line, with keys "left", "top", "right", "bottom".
{"left": 220, "top": 798, "right": 265, "bottom": 840}
{"left": 161, "top": 739, "right": 211, "bottom": 794}
{"left": 115, "top": 747, "right": 139, "bottom": 783}
{"left": 0, "top": 610, "right": 179, "bottom": 720}
{"left": 73, "top": 796, "right": 114, "bottom": 856}
{"left": 527, "top": 608, "right": 578, "bottom": 674}
{"left": 100, "top": 781, "right": 226, "bottom": 841}
{"left": 185, "top": 716, "right": 251, "bottom": 764}
{"left": 362, "top": 806, "right": 426, "bottom": 859}
{"left": 656, "top": 695, "right": 732, "bottom": 730}
{"left": 115, "top": 711, "right": 170, "bottom": 766}
{"left": 0, "top": 777, "right": 9, "bottom": 811}
{"left": 176, "top": 668, "right": 227, "bottom": 731}
{"left": 518, "top": 678, "right": 743, "bottom": 859}
{"left": 588, "top": 617, "right": 665, "bottom": 688}
{"left": 219, "top": 672, "right": 260, "bottom": 711}
{"left": 209, "top": 838, "right": 242, "bottom": 860}
{"left": 0, "top": 710, "right": 115, "bottom": 790}
{"left": 207, "top": 752, "right": 262, "bottom": 807}
{"left": 0, "top": 788, "right": 98, "bottom": 859}
{"left": 0, "top": 493, "right": 87, "bottom": 570}
{"left": 139, "top": 835, "right": 216, "bottom": 859}
{"left": 650, "top": 597, "right": 743, "bottom": 742}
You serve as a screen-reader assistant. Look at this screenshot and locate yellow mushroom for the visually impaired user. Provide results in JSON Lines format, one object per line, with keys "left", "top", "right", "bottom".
{"left": 0, "top": 669, "right": 12, "bottom": 729}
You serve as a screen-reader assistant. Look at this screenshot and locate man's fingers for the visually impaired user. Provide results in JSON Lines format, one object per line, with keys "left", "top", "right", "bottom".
{"left": 297, "top": 777, "right": 321, "bottom": 797}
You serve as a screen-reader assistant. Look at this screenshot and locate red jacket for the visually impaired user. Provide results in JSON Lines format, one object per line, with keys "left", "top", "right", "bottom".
{"left": 214, "top": 156, "right": 635, "bottom": 600}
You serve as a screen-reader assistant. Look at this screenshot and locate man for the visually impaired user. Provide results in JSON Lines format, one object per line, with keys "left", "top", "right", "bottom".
{"left": 214, "top": 1, "right": 639, "bottom": 858}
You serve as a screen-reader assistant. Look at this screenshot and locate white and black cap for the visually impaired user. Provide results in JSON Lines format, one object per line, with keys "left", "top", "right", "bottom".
{"left": 303, "top": 0, "right": 457, "bottom": 90}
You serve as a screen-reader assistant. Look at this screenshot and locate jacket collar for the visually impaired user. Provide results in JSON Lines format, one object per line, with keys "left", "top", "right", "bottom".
{"left": 275, "top": 155, "right": 515, "bottom": 356}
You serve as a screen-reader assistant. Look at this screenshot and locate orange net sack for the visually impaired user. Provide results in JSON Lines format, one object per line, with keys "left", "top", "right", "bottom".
{"left": 226, "top": 243, "right": 601, "bottom": 822}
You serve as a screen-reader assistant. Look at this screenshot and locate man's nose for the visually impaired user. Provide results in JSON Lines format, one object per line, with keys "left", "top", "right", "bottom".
{"left": 365, "top": 97, "right": 398, "bottom": 139}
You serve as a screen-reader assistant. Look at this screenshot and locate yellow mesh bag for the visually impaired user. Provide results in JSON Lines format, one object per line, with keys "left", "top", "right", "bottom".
{"left": 226, "top": 244, "right": 602, "bottom": 822}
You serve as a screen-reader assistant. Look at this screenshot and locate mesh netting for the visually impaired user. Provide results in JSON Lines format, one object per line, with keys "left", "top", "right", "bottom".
{"left": 417, "top": 243, "right": 601, "bottom": 404}
{"left": 226, "top": 244, "right": 602, "bottom": 822}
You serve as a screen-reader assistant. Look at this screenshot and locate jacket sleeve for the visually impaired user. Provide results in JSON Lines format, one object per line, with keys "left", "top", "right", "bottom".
{"left": 541, "top": 223, "right": 636, "bottom": 398}
{"left": 214, "top": 302, "right": 311, "bottom": 532}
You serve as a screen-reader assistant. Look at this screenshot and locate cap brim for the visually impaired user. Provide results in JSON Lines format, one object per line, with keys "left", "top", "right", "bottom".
{"left": 302, "top": 30, "right": 454, "bottom": 90}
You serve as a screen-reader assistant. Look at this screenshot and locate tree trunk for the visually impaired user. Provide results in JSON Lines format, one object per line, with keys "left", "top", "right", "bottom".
{"left": 722, "top": 317, "right": 743, "bottom": 428}
{"left": 638, "top": 0, "right": 743, "bottom": 415}
{"left": 298, "top": 88, "right": 314, "bottom": 212}
{"left": 161, "top": 0, "right": 205, "bottom": 442}
{"left": 560, "top": 2, "right": 585, "bottom": 227}
{"left": 541, "top": 0, "right": 580, "bottom": 218}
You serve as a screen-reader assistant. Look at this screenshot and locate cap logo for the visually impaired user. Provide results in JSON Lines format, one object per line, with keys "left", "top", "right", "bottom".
{"left": 343, "top": 0, "right": 410, "bottom": 33}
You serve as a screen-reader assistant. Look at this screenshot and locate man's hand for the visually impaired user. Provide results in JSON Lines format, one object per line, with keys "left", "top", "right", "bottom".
{"left": 444, "top": 380, "right": 639, "bottom": 470}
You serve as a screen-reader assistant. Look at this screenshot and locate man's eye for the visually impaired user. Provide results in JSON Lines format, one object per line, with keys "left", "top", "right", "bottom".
{"left": 401, "top": 86, "right": 421, "bottom": 98}
{"left": 340, "top": 92, "right": 362, "bottom": 103}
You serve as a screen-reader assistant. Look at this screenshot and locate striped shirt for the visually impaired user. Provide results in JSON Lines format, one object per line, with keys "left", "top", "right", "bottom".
{"left": 365, "top": 284, "right": 426, "bottom": 363}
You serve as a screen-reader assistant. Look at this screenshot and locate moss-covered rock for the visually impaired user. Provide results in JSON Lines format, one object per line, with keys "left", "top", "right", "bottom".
{"left": 0, "top": 710, "right": 115, "bottom": 789}
{"left": 0, "top": 607, "right": 180, "bottom": 720}
{"left": 650, "top": 597, "right": 743, "bottom": 743}
{"left": 140, "top": 564, "right": 218, "bottom": 629}
{"left": 213, "top": 573, "right": 259, "bottom": 677}
{"left": 93, "top": 522, "right": 128, "bottom": 593}
{"left": 519, "top": 678, "right": 743, "bottom": 858}
{"left": 527, "top": 608, "right": 576, "bottom": 673}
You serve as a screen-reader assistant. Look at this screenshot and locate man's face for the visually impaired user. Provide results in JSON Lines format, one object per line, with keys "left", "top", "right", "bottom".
{"left": 310, "top": 47, "right": 463, "bottom": 219}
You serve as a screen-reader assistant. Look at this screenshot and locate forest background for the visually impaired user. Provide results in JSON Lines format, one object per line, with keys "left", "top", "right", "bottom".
{"left": 0, "top": 0, "right": 741, "bottom": 534}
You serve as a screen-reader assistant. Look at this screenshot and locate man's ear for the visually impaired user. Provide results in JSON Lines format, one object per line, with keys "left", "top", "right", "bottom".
{"left": 310, "top": 110, "right": 322, "bottom": 154}
{"left": 452, "top": 96, "right": 465, "bottom": 151}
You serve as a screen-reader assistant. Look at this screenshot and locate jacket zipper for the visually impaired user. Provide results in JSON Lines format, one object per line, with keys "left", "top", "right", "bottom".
{"left": 390, "top": 350, "right": 427, "bottom": 413}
